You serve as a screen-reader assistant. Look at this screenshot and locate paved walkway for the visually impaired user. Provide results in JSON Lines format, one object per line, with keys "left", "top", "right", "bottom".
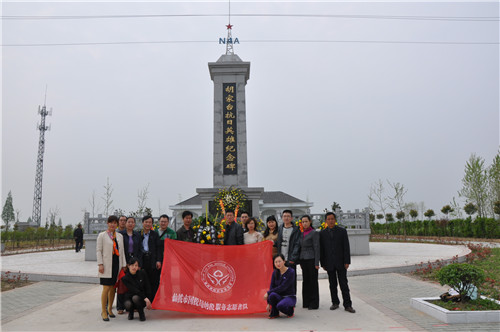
{"left": 0, "top": 242, "right": 471, "bottom": 282}
{"left": 1, "top": 242, "right": 498, "bottom": 331}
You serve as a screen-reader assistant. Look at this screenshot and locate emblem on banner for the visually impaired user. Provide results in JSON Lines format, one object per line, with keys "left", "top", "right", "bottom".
{"left": 201, "top": 261, "right": 236, "bottom": 293}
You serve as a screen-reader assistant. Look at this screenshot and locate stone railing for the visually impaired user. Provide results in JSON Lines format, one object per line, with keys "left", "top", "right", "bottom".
{"left": 309, "top": 209, "right": 371, "bottom": 255}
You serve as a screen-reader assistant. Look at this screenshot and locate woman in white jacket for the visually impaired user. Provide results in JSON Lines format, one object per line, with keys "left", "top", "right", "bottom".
{"left": 96, "top": 215, "right": 126, "bottom": 321}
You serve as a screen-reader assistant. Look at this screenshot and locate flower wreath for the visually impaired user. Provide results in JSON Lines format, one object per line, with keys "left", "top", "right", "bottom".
{"left": 213, "top": 187, "right": 247, "bottom": 214}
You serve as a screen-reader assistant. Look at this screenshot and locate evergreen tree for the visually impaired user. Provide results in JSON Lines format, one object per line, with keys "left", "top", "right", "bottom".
{"left": 2, "top": 191, "right": 15, "bottom": 231}
{"left": 441, "top": 205, "right": 453, "bottom": 219}
{"left": 464, "top": 202, "right": 477, "bottom": 217}
{"left": 424, "top": 209, "right": 435, "bottom": 220}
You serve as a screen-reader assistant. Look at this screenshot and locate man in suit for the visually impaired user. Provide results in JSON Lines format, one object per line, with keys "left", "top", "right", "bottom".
{"left": 138, "top": 215, "right": 162, "bottom": 300}
{"left": 224, "top": 209, "right": 244, "bottom": 245}
{"left": 176, "top": 211, "right": 196, "bottom": 242}
{"left": 320, "top": 212, "right": 355, "bottom": 313}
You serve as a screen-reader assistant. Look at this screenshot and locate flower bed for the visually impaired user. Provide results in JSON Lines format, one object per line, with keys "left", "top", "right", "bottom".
{"left": 411, "top": 297, "right": 500, "bottom": 323}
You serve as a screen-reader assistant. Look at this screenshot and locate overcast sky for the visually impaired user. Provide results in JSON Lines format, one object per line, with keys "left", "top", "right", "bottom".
{"left": 2, "top": 1, "right": 499, "bottom": 226}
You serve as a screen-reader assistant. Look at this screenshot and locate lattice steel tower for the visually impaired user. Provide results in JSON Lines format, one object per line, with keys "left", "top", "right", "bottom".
{"left": 32, "top": 103, "right": 51, "bottom": 226}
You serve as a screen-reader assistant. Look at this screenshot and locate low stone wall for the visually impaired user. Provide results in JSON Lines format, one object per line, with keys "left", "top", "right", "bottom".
{"left": 84, "top": 234, "right": 97, "bottom": 261}
{"left": 348, "top": 229, "right": 370, "bottom": 255}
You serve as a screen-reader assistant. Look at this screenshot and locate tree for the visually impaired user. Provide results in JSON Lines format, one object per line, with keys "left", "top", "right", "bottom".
{"left": 441, "top": 205, "right": 453, "bottom": 219}
{"left": 488, "top": 151, "right": 500, "bottom": 212}
{"left": 369, "top": 213, "right": 375, "bottom": 222}
{"left": 2, "top": 191, "right": 15, "bottom": 231}
{"left": 376, "top": 214, "right": 384, "bottom": 222}
{"left": 449, "top": 197, "right": 463, "bottom": 219}
{"left": 388, "top": 181, "right": 407, "bottom": 213}
{"left": 395, "top": 211, "right": 405, "bottom": 222}
{"left": 424, "top": 209, "right": 435, "bottom": 220}
{"left": 57, "top": 217, "right": 63, "bottom": 227}
{"left": 114, "top": 208, "right": 126, "bottom": 217}
{"left": 385, "top": 213, "right": 394, "bottom": 223}
{"left": 459, "top": 154, "right": 489, "bottom": 218}
{"left": 389, "top": 182, "right": 407, "bottom": 237}
{"left": 409, "top": 209, "right": 418, "bottom": 221}
{"left": 492, "top": 201, "right": 500, "bottom": 218}
{"left": 88, "top": 190, "right": 101, "bottom": 217}
{"left": 331, "top": 201, "right": 342, "bottom": 212}
{"left": 463, "top": 202, "right": 477, "bottom": 217}
{"left": 137, "top": 183, "right": 150, "bottom": 216}
{"left": 102, "top": 177, "right": 114, "bottom": 216}
{"left": 436, "top": 263, "right": 485, "bottom": 302}
{"left": 46, "top": 207, "right": 60, "bottom": 227}
{"left": 368, "top": 179, "right": 389, "bottom": 221}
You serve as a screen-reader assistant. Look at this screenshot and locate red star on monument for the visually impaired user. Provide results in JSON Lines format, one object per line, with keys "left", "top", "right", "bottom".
{"left": 226, "top": 24, "right": 233, "bottom": 30}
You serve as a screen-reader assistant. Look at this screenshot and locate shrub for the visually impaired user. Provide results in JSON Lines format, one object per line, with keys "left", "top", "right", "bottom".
{"left": 436, "top": 263, "right": 485, "bottom": 302}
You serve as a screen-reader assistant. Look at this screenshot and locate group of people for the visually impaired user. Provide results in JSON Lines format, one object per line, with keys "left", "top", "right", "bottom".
{"left": 262, "top": 210, "right": 355, "bottom": 318}
{"left": 96, "top": 214, "right": 172, "bottom": 321}
{"left": 95, "top": 210, "right": 355, "bottom": 322}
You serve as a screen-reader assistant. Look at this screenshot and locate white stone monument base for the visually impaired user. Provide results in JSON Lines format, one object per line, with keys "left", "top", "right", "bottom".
{"left": 84, "top": 234, "right": 98, "bottom": 261}
{"left": 347, "top": 229, "right": 370, "bottom": 255}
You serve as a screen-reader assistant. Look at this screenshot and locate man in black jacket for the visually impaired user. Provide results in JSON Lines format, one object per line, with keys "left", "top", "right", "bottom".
{"left": 176, "top": 211, "right": 196, "bottom": 242}
{"left": 73, "top": 224, "right": 83, "bottom": 252}
{"left": 277, "top": 209, "right": 301, "bottom": 291}
{"left": 138, "top": 215, "right": 162, "bottom": 300}
{"left": 320, "top": 212, "right": 355, "bottom": 313}
{"left": 277, "top": 210, "right": 301, "bottom": 266}
{"left": 224, "top": 209, "right": 243, "bottom": 245}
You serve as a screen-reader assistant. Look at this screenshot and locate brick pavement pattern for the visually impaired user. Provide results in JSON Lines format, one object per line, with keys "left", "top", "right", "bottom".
{"left": 350, "top": 273, "right": 500, "bottom": 332}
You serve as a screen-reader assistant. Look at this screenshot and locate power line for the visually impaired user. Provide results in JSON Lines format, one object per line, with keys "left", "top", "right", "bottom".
{"left": 3, "top": 39, "right": 498, "bottom": 47}
{"left": 2, "top": 13, "right": 499, "bottom": 22}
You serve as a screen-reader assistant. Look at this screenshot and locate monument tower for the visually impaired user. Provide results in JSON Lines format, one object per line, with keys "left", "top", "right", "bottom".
{"left": 170, "top": 23, "right": 312, "bottom": 226}
{"left": 209, "top": 24, "right": 249, "bottom": 188}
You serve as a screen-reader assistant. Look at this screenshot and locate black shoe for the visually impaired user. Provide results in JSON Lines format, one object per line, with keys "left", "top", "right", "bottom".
{"left": 107, "top": 311, "right": 115, "bottom": 318}
{"left": 330, "top": 304, "right": 339, "bottom": 310}
{"left": 101, "top": 313, "right": 109, "bottom": 322}
{"left": 345, "top": 307, "right": 356, "bottom": 313}
{"left": 139, "top": 311, "right": 146, "bottom": 321}
{"left": 128, "top": 311, "right": 134, "bottom": 320}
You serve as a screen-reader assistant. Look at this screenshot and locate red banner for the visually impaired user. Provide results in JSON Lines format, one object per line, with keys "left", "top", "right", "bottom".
{"left": 152, "top": 239, "right": 274, "bottom": 315}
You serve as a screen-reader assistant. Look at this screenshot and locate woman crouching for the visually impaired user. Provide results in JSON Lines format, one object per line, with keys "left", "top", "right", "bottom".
{"left": 121, "top": 257, "right": 153, "bottom": 321}
{"left": 264, "top": 254, "right": 296, "bottom": 318}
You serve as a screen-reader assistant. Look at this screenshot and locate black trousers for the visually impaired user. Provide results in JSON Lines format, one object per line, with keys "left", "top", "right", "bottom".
{"left": 142, "top": 255, "right": 158, "bottom": 301}
{"left": 299, "top": 259, "right": 319, "bottom": 309}
{"left": 117, "top": 293, "right": 125, "bottom": 311}
{"left": 75, "top": 239, "right": 83, "bottom": 252}
{"left": 327, "top": 267, "right": 352, "bottom": 308}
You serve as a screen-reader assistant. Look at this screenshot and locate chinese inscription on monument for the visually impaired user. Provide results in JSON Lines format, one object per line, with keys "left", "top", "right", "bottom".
{"left": 223, "top": 83, "right": 237, "bottom": 175}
